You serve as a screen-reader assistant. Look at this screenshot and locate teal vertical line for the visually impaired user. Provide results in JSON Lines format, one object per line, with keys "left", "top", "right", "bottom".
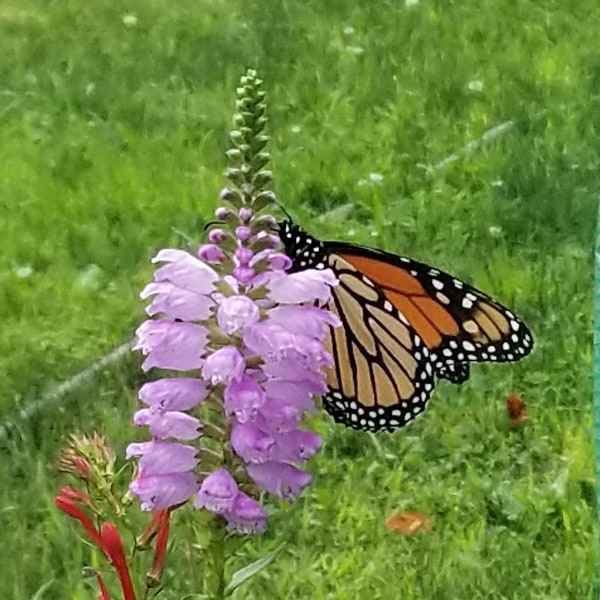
{"left": 595, "top": 197, "right": 600, "bottom": 596}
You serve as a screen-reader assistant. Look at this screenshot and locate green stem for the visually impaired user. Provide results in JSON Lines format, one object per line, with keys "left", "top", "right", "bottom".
{"left": 202, "top": 516, "right": 228, "bottom": 600}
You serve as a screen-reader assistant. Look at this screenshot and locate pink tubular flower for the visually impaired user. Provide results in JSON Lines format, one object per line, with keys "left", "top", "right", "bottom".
{"left": 265, "top": 269, "right": 338, "bottom": 304}
{"left": 202, "top": 346, "right": 245, "bottom": 385}
{"left": 224, "top": 375, "right": 266, "bottom": 422}
{"left": 138, "top": 378, "right": 208, "bottom": 412}
{"left": 226, "top": 493, "right": 267, "bottom": 534}
{"left": 134, "top": 320, "right": 208, "bottom": 371}
{"left": 141, "top": 281, "right": 214, "bottom": 321}
{"left": 130, "top": 473, "right": 198, "bottom": 511}
{"left": 217, "top": 295, "right": 260, "bottom": 334}
{"left": 152, "top": 248, "right": 218, "bottom": 294}
{"left": 134, "top": 409, "right": 202, "bottom": 440}
{"left": 246, "top": 462, "right": 313, "bottom": 501}
{"left": 195, "top": 468, "right": 239, "bottom": 514}
{"left": 126, "top": 441, "right": 198, "bottom": 475}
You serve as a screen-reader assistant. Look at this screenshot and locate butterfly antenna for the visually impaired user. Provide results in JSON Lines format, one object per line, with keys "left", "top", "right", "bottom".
{"left": 203, "top": 220, "right": 223, "bottom": 231}
{"left": 275, "top": 201, "right": 294, "bottom": 223}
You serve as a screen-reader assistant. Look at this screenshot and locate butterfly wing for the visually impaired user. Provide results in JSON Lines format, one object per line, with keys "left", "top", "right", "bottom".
{"left": 279, "top": 221, "right": 436, "bottom": 432}
{"left": 322, "top": 253, "right": 436, "bottom": 432}
{"left": 324, "top": 242, "right": 534, "bottom": 382}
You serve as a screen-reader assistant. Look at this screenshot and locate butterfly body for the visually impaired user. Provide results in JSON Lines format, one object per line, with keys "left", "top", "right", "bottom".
{"left": 279, "top": 221, "right": 533, "bottom": 433}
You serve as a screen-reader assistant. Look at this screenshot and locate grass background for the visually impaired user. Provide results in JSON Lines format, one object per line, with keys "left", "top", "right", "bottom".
{"left": 0, "top": 0, "right": 599, "bottom": 597}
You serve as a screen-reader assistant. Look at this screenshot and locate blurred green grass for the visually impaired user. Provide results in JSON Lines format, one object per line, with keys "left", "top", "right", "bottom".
{"left": 0, "top": 0, "right": 599, "bottom": 598}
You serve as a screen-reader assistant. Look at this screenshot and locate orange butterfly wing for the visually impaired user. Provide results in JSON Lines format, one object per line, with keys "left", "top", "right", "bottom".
{"left": 327, "top": 244, "right": 534, "bottom": 384}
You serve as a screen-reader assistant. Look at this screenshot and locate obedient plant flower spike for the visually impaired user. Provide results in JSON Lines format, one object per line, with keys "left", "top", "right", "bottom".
{"left": 130, "top": 68, "right": 341, "bottom": 545}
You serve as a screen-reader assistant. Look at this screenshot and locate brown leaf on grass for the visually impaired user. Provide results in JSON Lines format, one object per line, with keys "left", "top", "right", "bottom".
{"left": 385, "top": 511, "right": 433, "bottom": 536}
{"left": 507, "top": 394, "right": 530, "bottom": 429}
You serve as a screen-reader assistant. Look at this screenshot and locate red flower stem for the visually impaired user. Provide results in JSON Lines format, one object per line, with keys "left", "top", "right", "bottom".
{"left": 101, "top": 523, "right": 137, "bottom": 600}
{"left": 147, "top": 510, "right": 171, "bottom": 582}
{"left": 137, "top": 510, "right": 164, "bottom": 547}
{"left": 96, "top": 572, "right": 112, "bottom": 600}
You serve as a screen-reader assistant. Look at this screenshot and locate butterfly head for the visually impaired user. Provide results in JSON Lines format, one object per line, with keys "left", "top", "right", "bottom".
{"left": 277, "top": 220, "right": 326, "bottom": 272}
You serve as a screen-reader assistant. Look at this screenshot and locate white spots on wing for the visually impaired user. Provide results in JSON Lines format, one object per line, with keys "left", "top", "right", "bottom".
{"left": 462, "top": 297, "right": 474, "bottom": 309}
{"left": 502, "top": 342, "right": 510, "bottom": 351}
{"left": 410, "top": 270, "right": 417, "bottom": 276}
{"left": 487, "top": 346, "right": 496, "bottom": 353}
{"left": 462, "top": 341, "right": 476, "bottom": 352}
{"left": 453, "top": 279, "right": 463, "bottom": 289}
{"left": 437, "top": 292, "right": 451, "bottom": 305}
{"left": 400, "top": 257, "right": 410, "bottom": 263}
{"left": 510, "top": 319, "right": 520, "bottom": 332}
{"left": 443, "top": 348, "right": 453, "bottom": 357}
{"left": 511, "top": 333, "right": 520, "bottom": 343}
{"left": 449, "top": 340, "right": 458, "bottom": 349}
{"left": 383, "top": 300, "right": 393, "bottom": 312}
{"left": 466, "top": 292, "right": 477, "bottom": 302}
{"left": 432, "top": 278, "right": 444, "bottom": 290}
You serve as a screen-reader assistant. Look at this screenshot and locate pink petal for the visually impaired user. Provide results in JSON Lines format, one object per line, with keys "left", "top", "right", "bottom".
{"left": 266, "top": 268, "right": 338, "bottom": 304}
{"left": 152, "top": 249, "right": 218, "bottom": 294}
{"left": 142, "top": 281, "right": 214, "bottom": 321}
{"left": 134, "top": 320, "right": 208, "bottom": 372}
{"left": 195, "top": 468, "right": 239, "bottom": 514}
{"left": 134, "top": 409, "right": 202, "bottom": 440}
{"left": 246, "top": 462, "right": 313, "bottom": 501}
{"left": 126, "top": 441, "right": 198, "bottom": 475}
{"left": 130, "top": 472, "right": 198, "bottom": 510}
{"left": 138, "top": 378, "right": 207, "bottom": 411}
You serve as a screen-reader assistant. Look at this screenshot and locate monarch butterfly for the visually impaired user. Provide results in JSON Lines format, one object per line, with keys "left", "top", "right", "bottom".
{"left": 278, "top": 220, "right": 534, "bottom": 433}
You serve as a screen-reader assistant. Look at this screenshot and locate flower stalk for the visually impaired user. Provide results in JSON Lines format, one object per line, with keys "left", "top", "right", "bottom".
{"left": 56, "top": 69, "right": 339, "bottom": 600}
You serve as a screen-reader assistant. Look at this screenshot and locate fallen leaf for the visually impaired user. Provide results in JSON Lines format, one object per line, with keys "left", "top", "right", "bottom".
{"left": 507, "top": 394, "right": 530, "bottom": 429}
{"left": 385, "top": 511, "right": 433, "bottom": 536}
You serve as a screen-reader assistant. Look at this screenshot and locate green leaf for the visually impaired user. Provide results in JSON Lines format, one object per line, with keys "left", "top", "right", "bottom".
{"left": 31, "top": 580, "right": 54, "bottom": 600}
{"left": 224, "top": 544, "right": 284, "bottom": 596}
